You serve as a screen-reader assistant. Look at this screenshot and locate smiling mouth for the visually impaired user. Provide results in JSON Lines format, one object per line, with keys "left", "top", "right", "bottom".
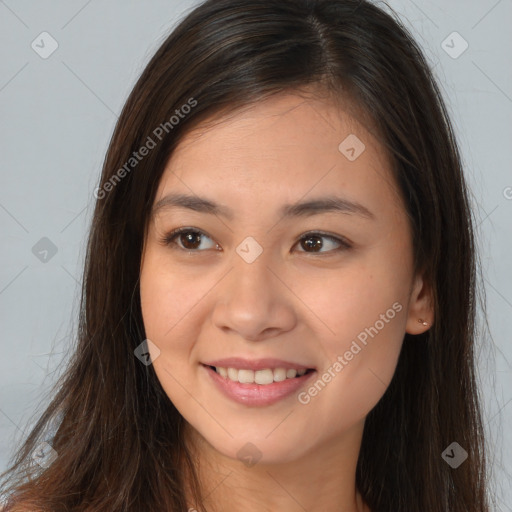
{"left": 205, "top": 364, "right": 316, "bottom": 385}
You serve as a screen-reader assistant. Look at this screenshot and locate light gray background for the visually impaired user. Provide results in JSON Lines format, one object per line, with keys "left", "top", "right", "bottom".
{"left": 1, "top": 0, "right": 511, "bottom": 509}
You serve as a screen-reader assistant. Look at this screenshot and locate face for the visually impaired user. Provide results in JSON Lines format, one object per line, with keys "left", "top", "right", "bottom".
{"left": 139, "top": 91, "right": 432, "bottom": 465}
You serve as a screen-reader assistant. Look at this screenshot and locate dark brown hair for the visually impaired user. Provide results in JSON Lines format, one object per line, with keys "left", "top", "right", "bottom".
{"left": 0, "top": 0, "right": 490, "bottom": 510}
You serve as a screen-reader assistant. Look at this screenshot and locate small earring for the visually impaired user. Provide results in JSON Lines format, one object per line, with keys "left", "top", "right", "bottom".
{"left": 418, "top": 319, "right": 429, "bottom": 326}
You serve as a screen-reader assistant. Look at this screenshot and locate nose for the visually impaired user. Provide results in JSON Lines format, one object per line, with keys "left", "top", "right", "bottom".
{"left": 211, "top": 253, "right": 297, "bottom": 342}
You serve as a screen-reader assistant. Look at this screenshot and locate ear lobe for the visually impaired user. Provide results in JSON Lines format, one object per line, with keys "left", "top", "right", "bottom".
{"left": 405, "top": 272, "right": 434, "bottom": 335}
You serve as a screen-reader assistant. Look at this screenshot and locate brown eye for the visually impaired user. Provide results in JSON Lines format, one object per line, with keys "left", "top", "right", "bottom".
{"left": 178, "top": 231, "right": 202, "bottom": 250}
{"left": 162, "top": 228, "right": 219, "bottom": 252}
{"left": 296, "top": 233, "right": 351, "bottom": 254}
{"left": 300, "top": 234, "right": 324, "bottom": 252}
{"left": 161, "top": 228, "right": 351, "bottom": 255}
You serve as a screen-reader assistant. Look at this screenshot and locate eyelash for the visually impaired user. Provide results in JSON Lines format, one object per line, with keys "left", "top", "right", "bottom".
{"left": 159, "top": 227, "right": 352, "bottom": 255}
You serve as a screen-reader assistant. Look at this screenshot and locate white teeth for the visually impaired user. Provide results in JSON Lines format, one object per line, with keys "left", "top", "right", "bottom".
{"left": 227, "top": 367, "right": 238, "bottom": 381}
{"left": 238, "top": 369, "right": 255, "bottom": 383}
{"left": 272, "top": 368, "right": 287, "bottom": 382}
{"left": 286, "top": 369, "right": 297, "bottom": 378}
{"left": 254, "top": 369, "right": 273, "bottom": 385}
{"left": 213, "top": 366, "right": 311, "bottom": 384}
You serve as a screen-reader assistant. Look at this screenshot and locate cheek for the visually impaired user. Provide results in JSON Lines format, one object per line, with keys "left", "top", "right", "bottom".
{"left": 297, "top": 293, "right": 407, "bottom": 432}
{"left": 293, "top": 256, "right": 410, "bottom": 421}
{"left": 139, "top": 251, "right": 210, "bottom": 343}
{"left": 140, "top": 270, "right": 180, "bottom": 347}
{"left": 291, "top": 252, "right": 410, "bottom": 343}
{"left": 139, "top": 254, "right": 193, "bottom": 378}
{"left": 139, "top": 251, "right": 216, "bottom": 404}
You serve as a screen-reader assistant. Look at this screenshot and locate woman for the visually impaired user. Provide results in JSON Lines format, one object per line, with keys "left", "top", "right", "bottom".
{"left": 0, "top": 0, "right": 490, "bottom": 510}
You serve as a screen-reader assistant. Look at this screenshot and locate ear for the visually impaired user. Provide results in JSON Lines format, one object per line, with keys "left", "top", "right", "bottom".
{"left": 405, "top": 271, "right": 434, "bottom": 334}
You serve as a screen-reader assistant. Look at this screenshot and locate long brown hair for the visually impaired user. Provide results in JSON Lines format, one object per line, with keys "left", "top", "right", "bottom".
{"left": 0, "top": 0, "right": 490, "bottom": 510}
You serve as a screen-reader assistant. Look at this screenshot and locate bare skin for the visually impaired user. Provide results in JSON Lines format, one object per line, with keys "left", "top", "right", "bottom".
{"left": 140, "top": 89, "right": 434, "bottom": 512}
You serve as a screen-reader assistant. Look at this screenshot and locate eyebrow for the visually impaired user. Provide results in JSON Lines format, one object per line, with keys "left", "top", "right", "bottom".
{"left": 151, "top": 193, "right": 375, "bottom": 221}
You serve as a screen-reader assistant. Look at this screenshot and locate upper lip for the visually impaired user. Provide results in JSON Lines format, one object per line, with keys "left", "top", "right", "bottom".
{"left": 202, "top": 357, "right": 316, "bottom": 371}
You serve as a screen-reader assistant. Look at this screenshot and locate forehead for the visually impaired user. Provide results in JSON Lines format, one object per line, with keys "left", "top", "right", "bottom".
{"left": 169, "top": 92, "right": 379, "bottom": 165}
{"left": 155, "top": 92, "right": 403, "bottom": 220}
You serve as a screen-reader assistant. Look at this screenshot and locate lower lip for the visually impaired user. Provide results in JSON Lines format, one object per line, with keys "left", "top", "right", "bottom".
{"left": 202, "top": 364, "right": 316, "bottom": 406}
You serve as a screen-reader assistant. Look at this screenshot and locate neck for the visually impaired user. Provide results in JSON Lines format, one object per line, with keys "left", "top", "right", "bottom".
{"left": 181, "top": 420, "right": 370, "bottom": 512}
